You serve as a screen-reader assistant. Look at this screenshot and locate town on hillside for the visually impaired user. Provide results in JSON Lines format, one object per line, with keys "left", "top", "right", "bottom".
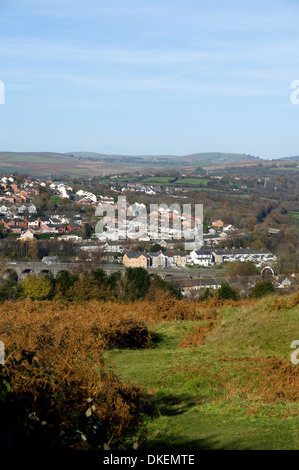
{"left": 0, "top": 169, "right": 297, "bottom": 298}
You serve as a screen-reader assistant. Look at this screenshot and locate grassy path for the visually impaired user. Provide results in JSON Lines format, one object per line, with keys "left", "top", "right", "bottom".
{"left": 105, "top": 303, "right": 299, "bottom": 450}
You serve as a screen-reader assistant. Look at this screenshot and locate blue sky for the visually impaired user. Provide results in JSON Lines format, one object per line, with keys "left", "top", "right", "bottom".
{"left": 1, "top": 0, "right": 299, "bottom": 158}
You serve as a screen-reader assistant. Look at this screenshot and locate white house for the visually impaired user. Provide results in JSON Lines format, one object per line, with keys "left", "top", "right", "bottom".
{"left": 189, "top": 250, "right": 214, "bottom": 266}
{"left": 19, "top": 229, "right": 35, "bottom": 241}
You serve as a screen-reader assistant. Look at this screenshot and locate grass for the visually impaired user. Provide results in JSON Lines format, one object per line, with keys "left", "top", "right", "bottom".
{"left": 291, "top": 212, "right": 299, "bottom": 220}
{"left": 273, "top": 166, "right": 299, "bottom": 171}
{"left": 142, "top": 177, "right": 176, "bottom": 184}
{"left": 178, "top": 178, "right": 210, "bottom": 185}
{"left": 142, "top": 177, "right": 210, "bottom": 186}
{"left": 105, "top": 296, "right": 299, "bottom": 450}
{"left": 50, "top": 196, "right": 61, "bottom": 202}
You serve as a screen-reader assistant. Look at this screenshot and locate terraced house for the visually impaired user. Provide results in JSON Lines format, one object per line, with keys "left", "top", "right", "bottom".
{"left": 123, "top": 252, "right": 151, "bottom": 268}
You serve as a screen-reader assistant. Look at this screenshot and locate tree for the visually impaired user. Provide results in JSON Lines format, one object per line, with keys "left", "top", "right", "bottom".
{"left": 28, "top": 241, "right": 39, "bottom": 261}
{"left": 146, "top": 274, "right": 182, "bottom": 301}
{"left": 21, "top": 275, "right": 53, "bottom": 300}
{"left": 226, "top": 261, "right": 258, "bottom": 277}
{"left": 250, "top": 280, "right": 275, "bottom": 298}
{"left": 115, "top": 268, "right": 151, "bottom": 302}
{"left": 67, "top": 273, "right": 109, "bottom": 301}
{"left": 77, "top": 248, "right": 106, "bottom": 269}
{"left": 250, "top": 239, "right": 267, "bottom": 251}
{"left": 54, "top": 271, "right": 78, "bottom": 298}
{"left": 218, "top": 282, "right": 237, "bottom": 300}
{"left": 124, "top": 267, "right": 151, "bottom": 300}
{"left": 199, "top": 288, "right": 210, "bottom": 302}
{"left": 149, "top": 244, "right": 165, "bottom": 253}
{"left": 0, "top": 278, "right": 21, "bottom": 301}
{"left": 80, "top": 223, "right": 93, "bottom": 240}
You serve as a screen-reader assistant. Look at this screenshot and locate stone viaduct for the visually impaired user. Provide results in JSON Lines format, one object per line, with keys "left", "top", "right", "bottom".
{"left": 2, "top": 261, "right": 224, "bottom": 282}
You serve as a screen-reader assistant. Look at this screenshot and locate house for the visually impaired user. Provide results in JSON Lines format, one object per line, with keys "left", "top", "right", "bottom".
{"left": 149, "top": 252, "right": 168, "bottom": 268}
{"left": 50, "top": 213, "right": 69, "bottom": 224}
{"left": 58, "top": 234, "right": 82, "bottom": 242}
{"left": 42, "top": 224, "right": 68, "bottom": 235}
{"left": 212, "top": 220, "right": 224, "bottom": 228}
{"left": 223, "top": 224, "right": 237, "bottom": 232}
{"left": 173, "top": 278, "right": 222, "bottom": 294}
{"left": 67, "top": 223, "right": 82, "bottom": 233}
{"left": 27, "top": 217, "right": 40, "bottom": 229}
{"left": 9, "top": 226, "right": 22, "bottom": 234}
{"left": 103, "top": 241, "right": 123, "bottom": 253}
{"left": 212, "top": 249, "right": 275, "bottom": 266}
{"left": 189, "top": 250, "right": 214, "bottom": 266}
{"left": 203, "top": 233, "right": 222, "bottom": 246}
{"left": 37, "top": 216, "right": 51, "bottom": 225}
{"left": 6, "top": 217, "right": 28, "bottom": 230}
{"left": 25, "top": 203, "right": 37, "bottom": 214}
{"left": 14, "top": 194, "right": 28, "bottom": 204}
{"left": 42, "top": 256, "right": 59, "bottom": 264}
{"left": 10, "top": 184, "right": 18, "bottom": 192}
{"left": 276, "top": 277, "right": 299, "bottom": 289}
{"left": 79, "top": 241, "right": 105, "bottom": 252}
{"left": 164, "top": 251, "right": 188, "bottom": 267}
{"left": 122, "top": 252, "right": 151, "bottom": 268}
{"left": 20, "top": 229, "right": 36, "bottom": 241}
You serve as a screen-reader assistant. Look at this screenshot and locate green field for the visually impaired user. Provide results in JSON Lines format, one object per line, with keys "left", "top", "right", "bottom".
{"left": 178, "top": 178, "right": 210, "bottom": 185}
{"left": 273, "top": 166, "right": 299, "bottom": 171}
{"left": 142, "top": 177, "right": 176, "bottom": 183}
{"left": 142, "top": 177, "right": 210, "bottom": 187}
{"left": 105, "top": 296, "right": 299, "bottom": 450}
{"left": 50, "top": 196, "right": 62, "bottom": 203}
{"left": 291, "top": 212, "right": 299, "bottom": 219}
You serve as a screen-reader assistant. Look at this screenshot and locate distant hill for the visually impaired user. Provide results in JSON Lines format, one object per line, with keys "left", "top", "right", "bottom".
{"left": 0, "top": 151, "right": 261, "bottom": 177}
{"left": 66, "top": 150, "right": 258, "bottom": 164}
{"left": 276, "top": 156, "right": 299, "bottom": 161}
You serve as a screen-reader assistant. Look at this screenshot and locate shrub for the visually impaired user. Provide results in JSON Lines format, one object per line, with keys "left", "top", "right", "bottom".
{"left": 250, "top": 280, "right": 275, "bottom": 298}
{"left": 226, "top": 260, "right": 259, "bottom": 277}
{"left": 21, "top": 275, "right": 53, "bottom": 300}
{"left": 0, "top": 302, "right": 150, "bottom": 449}
{"left": 124, "top": 268, "right": 151, "bottom": 300}
{"left": 0, "top": 353, "right": 146, "bottom": 450}
{"left": 146, "top": 274, "right": 182, "bottom": 301}
{"left": 218, "top": 282, "right": 237, "bottom": 300}
{"left": 0, "top": 279, "right": 21, "bottom": 301}
{"left": 199, "top": 288, "right": 210, "bottom": 302}
{"left": 96, "top": 318, "right": 153, "bottom": 350}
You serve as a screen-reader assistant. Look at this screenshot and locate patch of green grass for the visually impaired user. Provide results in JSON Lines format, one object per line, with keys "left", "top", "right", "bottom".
{"left": 291, "top": 212, "right": 299, "bottom": 219}
{"left": 50, "top": 196, "right": 61, "bottom": 202}
{"left": 142, "top": 177, "right": 175, "bottom": 184}
{"left": 207, "top": 300, "right": 299, "bottom": 357}
{"left": 179, "top": 178, "right": 210, "bottom": 185}
{"left": 104, "top": 299, "right": 299, "bottom": 450}
{"left": 141, "top": 177, "right": 210, "bottom": 187}
{"left": 273, "top": 166, "right": 299, "bottom": 171}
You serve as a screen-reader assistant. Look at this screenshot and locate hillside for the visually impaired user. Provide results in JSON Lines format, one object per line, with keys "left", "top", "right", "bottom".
{"left": 0, "top": 293, "right": 298, "bottom": 450}
{"left": 67, "top": 151, "right": 260, "bottom": 167}
{"left": 276, "top": 156, "right": 299, "bottom": 161}
{"left": 0, "top": 151, "right": 261, "bottom": 177}
{"left": 106, "top": 294, "right": 299, "bottom": 450}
